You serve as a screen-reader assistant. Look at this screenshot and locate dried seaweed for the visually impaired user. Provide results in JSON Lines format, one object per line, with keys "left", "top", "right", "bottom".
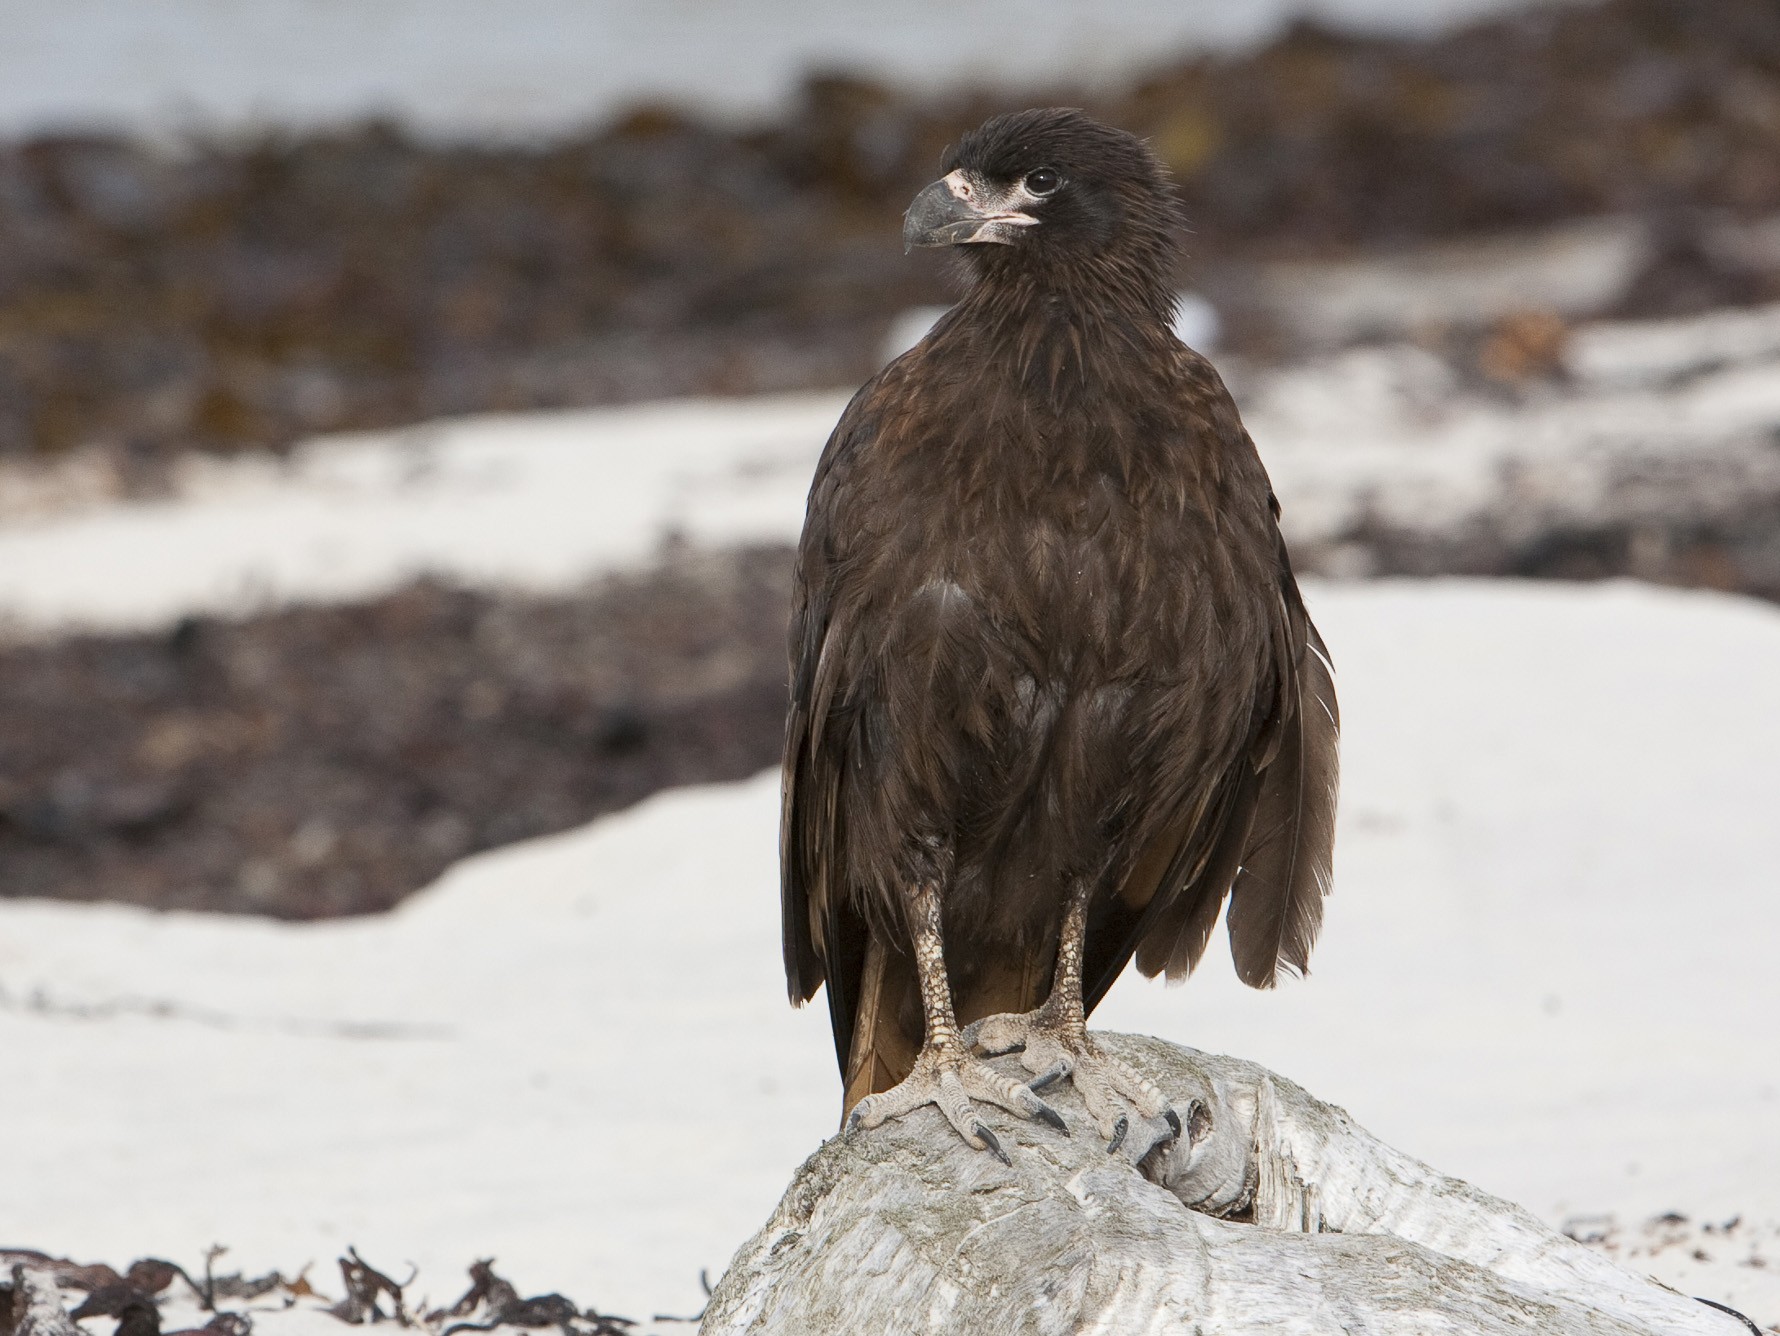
{"left": 327, "top": 1250, "right": 414, "bottom": 1326}
{"left": 0, "top": 1252, "right": 655, "bottom": 1336}
{"left": 2, "top": 0, "right": 1779, "bottom": 467}
{"left": 431, "top": 1262, "right": 633, "bottom": 1336}
{"left": 0, "top": 548, "right": 793, "bottom": 918}
{"left": 3, "top": 1261, "right": 261, "bottom": 1336}
{"left": 0, "top": 1253, "right": 200, "bottom": 1317}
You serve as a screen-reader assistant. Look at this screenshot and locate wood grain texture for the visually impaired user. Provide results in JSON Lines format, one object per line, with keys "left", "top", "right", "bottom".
{"left": 703, "top": 1034, "right": 1742, "bottom": 1336}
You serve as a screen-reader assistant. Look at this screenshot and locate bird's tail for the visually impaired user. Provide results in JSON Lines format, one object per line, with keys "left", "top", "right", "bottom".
{"left": 841, "top": 937, "right": 920, "bottom": 1119}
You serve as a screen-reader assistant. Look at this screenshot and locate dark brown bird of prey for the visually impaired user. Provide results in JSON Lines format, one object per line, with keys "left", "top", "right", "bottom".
{"left": 781, "top": 108, "right": 1339, "bottom": 1159}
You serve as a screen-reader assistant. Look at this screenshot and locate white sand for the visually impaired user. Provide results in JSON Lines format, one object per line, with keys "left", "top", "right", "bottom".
{"left": 6, "top": 578, "right": 1778, "bottom": 1327}
{"left": 6, "top": 300, "right": 1780, "bottom": 643}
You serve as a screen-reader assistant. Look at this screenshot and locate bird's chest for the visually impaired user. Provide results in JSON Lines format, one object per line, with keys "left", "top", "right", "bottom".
{"left": 949, "top": 482, "right": 1135, "bottom": 631}
{"left": 861, "top": 431, "right": 1231, "bottom": 677}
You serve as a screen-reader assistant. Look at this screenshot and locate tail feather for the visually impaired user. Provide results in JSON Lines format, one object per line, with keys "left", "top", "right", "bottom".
{"left": 840, "top": 937, "right": 920, "bottom": 1120}
{"left": 1142, "top": 775, "right": 1258, "bottom": 983}
{"left": 1227, "top": 622, "right": 1339, "bottom": 987}
{"left": 1127, "top": 763, "right": 1260, "bottom": 985}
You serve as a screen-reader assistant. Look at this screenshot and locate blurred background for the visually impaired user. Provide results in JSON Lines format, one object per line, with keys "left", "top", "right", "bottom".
{"left": 6, "top": 1, "right": 1780, "bottom": 1325}
{"left": 5, "top": 0, "right": 1779, "bottom": 922}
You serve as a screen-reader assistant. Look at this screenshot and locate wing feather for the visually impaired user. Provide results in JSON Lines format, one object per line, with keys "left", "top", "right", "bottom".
{"left": 1113, "top": 540, "right": 1338, "bottom": 1001}
{"left": 1224, "top": 576, "right": 1341, "bottom": 987}
{"left": 780, "top": 384, "right": 882, "bottom": 1075}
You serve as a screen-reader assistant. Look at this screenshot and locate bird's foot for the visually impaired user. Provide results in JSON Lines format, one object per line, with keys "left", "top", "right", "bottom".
{"left": 845, "top": 1038, "right": 1067, "bottom": 1163}
{"left": 963, "top": 1008, "right": 1180, "bottom": 1155}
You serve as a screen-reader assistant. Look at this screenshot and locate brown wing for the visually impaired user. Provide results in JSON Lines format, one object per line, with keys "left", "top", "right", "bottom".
{"left": 1224, "top": 563, "right": 1340, "bottom": 987}
{"left": 785, "top": 364, "right": 991, "bottom": 1114}
{"left": 1084, "top": 513, "right": 1340, "bottom": 1010}
{"left": 780, "top": 383, "right": 880, "bottom": 1076}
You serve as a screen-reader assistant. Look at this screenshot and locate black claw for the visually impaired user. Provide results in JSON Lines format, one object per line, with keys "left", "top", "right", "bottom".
{"left": 1106, "top": 1116, "right": 1129, "bottom": 1155}
{"left": 844, "top": 1106, "right": 866, "bottom": 1135}
{"left": 1163, "top": 1107, "right": 1183, "bottom": 1139}
{"left": 974, "top": 1122, "right": 1011, "bottom": 1165}
{"left": 1031, "top": 1101, "right": 1069, "bottom": 1134}
{"left": 1027, "top": 1061, "right": 1069, "bottom": 1093}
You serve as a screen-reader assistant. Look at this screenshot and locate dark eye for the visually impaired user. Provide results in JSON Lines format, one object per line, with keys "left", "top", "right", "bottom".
{"left": 1024, "top": 168, "right": 1061, "bottom": 196}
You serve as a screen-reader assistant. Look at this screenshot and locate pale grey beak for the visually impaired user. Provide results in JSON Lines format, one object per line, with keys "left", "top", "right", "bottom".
{"left": 902, "top": 173, "right": 1036, "bottom": 253}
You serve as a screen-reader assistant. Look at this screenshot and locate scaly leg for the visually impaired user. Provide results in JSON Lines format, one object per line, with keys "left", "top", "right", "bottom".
{"left": 963, "top": 879, "right": 1180, "bottom": 1153}
{"left": 846, "top": 876, "right": 1066, "bottom": 1162}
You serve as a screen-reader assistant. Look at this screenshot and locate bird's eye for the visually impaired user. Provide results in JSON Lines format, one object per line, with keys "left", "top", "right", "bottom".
{"left": 1024, "top": 168, "right": 1061, "bottom": 196}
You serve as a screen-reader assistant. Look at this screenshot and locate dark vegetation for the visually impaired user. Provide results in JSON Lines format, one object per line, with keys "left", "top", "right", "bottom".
{"left": 0, "top": 550, "right": 791, "bottom": 918}
{"left": 0, "top": 1249, "right": 666, "bottom": 1336}
{"left": 2, "top": 0, "right": 1779, "bottom": 467}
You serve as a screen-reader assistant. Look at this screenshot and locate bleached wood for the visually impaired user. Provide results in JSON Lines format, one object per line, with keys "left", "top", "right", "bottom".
{"left": 701, "top": 1033, "right": 1743, "bottom": 1335}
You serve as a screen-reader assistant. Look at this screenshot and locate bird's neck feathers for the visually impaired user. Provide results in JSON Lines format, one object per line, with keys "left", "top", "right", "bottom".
{"left": 950, "top": 220, "right": 1180, "bottom": 403}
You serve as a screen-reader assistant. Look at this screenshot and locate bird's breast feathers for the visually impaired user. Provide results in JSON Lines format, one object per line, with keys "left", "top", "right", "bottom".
{"left": 838, "top": 438, "right": 1264, "bottom": 650}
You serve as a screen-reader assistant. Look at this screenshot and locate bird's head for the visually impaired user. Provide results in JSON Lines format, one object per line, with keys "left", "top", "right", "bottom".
{"left": 902, "top": 108, "right": 1180, "bottom": 313}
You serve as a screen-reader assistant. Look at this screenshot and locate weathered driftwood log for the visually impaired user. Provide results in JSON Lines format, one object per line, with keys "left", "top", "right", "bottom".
{"left": 702, "top": 1034, "right": 1745, "bottom": 1335}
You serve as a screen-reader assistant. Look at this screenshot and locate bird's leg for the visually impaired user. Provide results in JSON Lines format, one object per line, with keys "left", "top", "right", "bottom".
{"left": 846, "top": 875, "right": 1067, "bottom": 1162}
{"left": 963, "top": 879, "right": 1178, "bottom": 1153}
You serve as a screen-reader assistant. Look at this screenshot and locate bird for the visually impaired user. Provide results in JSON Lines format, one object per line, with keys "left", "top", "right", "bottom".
{"left": 780, "top": 107, "right": 1338, "bottom": 1160}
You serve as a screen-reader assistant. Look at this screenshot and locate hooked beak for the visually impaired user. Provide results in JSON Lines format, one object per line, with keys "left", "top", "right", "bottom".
{"left": 902, "top": 170, "right": 1037, "bottom": 253}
